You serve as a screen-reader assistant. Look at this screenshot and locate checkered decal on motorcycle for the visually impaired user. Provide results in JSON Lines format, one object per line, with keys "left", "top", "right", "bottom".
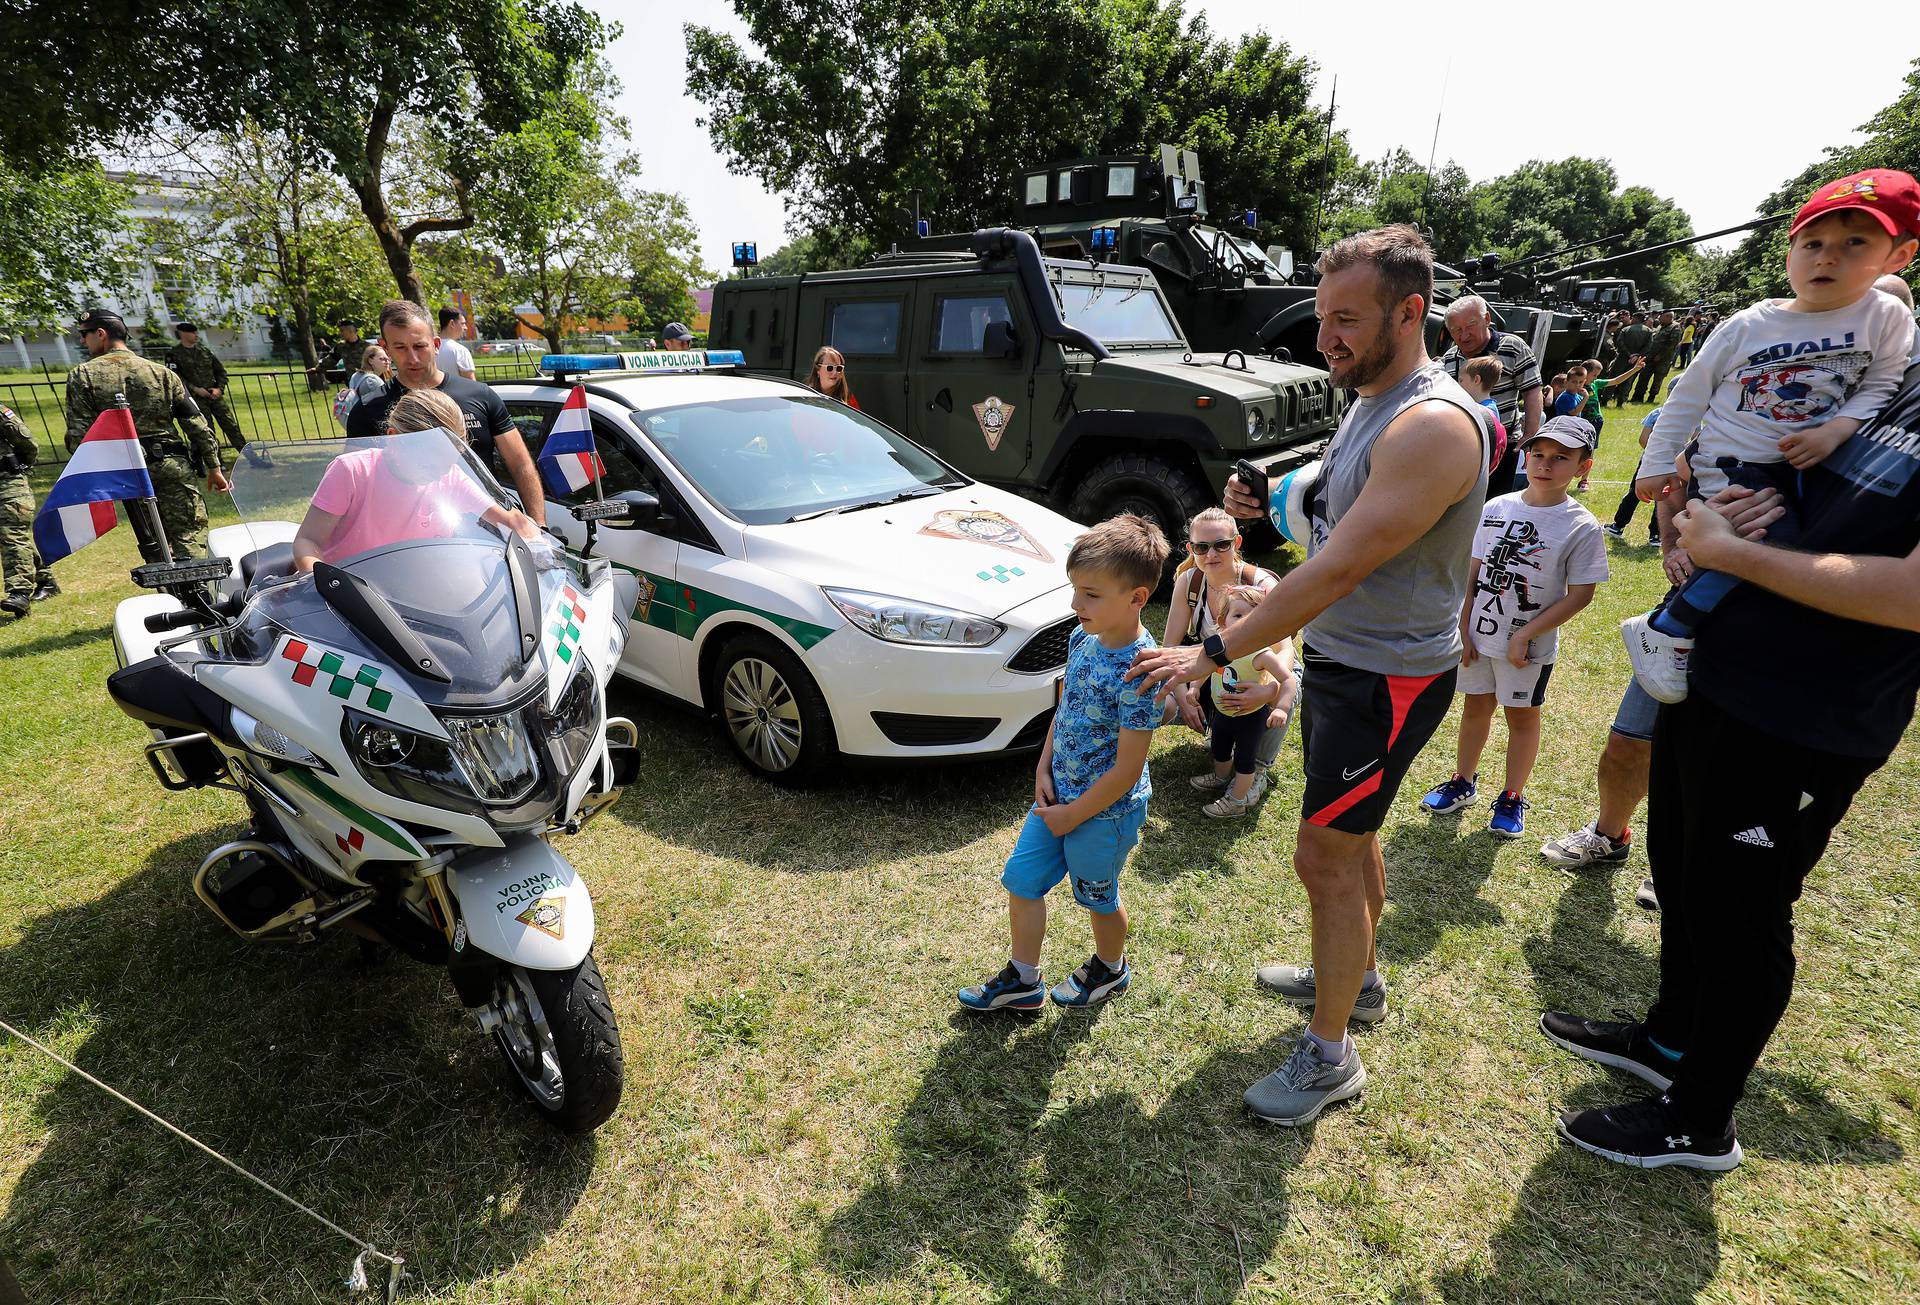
{"left": 281, "top": 638, "right": 394, "bottom": 712}
{"left": 550, "top": 584, "right": 587, "bottom": 664}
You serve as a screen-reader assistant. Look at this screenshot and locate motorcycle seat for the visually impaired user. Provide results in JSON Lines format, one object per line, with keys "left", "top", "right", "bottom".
{"left": 238, "top": 542, "right": 296, "bottom": 590}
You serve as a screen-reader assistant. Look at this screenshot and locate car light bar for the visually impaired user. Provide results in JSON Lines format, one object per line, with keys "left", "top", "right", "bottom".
{"left": 540, "top": 349, "right": 747, "bottom": 377}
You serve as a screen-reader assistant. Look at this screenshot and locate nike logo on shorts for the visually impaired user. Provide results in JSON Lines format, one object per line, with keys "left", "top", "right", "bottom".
{"left": 1343, "top": 760, "right": 1378, "bottom": 781}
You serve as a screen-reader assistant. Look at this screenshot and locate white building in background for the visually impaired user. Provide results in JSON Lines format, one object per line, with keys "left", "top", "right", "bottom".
{"left": 7, "top": 169, "right": 277, "bottom": 369}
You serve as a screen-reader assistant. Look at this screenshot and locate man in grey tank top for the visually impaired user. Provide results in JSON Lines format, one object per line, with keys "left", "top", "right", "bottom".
{"left": 1131, "top": 225, "right": 1488, "bottom": 1127}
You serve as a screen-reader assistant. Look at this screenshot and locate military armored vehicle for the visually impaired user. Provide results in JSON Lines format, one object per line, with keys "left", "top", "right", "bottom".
{"left": 709, "top": 227, "right": 1339, "bottom": 558}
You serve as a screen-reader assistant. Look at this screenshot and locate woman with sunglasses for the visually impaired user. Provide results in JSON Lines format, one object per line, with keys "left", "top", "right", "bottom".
{"left": 806, "top": 346, "right": 859, "bottom": 409}
{"left": 1160, "top": 507, "right": 1300, "bottom": 813}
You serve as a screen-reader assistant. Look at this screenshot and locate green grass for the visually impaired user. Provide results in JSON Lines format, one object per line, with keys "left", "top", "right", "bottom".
{"left": 2, "top": 394, "right": 1918, "bottom": 1302}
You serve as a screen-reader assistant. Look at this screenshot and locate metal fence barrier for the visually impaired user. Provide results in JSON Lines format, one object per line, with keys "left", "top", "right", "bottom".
{"left": 4, "top": 359, "right": 542, "bottom": 465}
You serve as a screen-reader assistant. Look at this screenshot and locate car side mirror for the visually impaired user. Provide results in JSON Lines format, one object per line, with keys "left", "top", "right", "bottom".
{"left": 602, "top": 488, "right": 663, "bottom": 530}
{"left": 982, "top": 320, "right": 1021, "bottom": 361}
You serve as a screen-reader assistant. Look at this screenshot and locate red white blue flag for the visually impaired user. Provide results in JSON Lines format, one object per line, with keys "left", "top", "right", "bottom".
{"left": 536, "top": 385, "right": 604, "bottom": 497}
{"left": 32, "top": 406, "right": 155, "bottom": 563}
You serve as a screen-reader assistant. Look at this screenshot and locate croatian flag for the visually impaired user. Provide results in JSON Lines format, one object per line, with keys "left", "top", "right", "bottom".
{"left": 537, "top": 385, "right": 605, "bottom": 496}
{"left": 32, "top": 406, "right": 155, "bottom": 564}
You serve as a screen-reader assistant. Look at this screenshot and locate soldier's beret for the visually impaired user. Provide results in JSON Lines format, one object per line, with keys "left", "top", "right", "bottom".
{"left": 174, "top": 321, "right": 200, "bottom": 334}
{"left": 74, "top": 307, "right": 129, "bottom": 337}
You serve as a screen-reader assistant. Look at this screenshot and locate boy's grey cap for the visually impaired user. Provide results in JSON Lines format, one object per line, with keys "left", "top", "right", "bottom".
{"left": 1524, "top": 414, "right": 1597, "bottom": 451}
{"left": 662, "top": 322, "right": 694, "bottom": 341}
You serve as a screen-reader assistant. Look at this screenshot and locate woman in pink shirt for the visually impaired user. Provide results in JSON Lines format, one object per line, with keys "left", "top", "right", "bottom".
{"left": 293, "top": 389, "right": 539, "bottom": 571}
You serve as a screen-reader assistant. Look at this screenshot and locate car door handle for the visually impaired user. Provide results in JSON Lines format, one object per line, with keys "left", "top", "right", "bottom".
{"left": 928, "top": 387, "right": 953, "bottom": 413}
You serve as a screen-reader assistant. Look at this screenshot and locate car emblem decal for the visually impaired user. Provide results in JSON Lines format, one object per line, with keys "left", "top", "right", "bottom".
{"left": 972, "top": 396, "right": 1015, "bottom": 451}
{"left": 515, "top": 895, "right": 566, "bottom": 941}
{"left": 919, "top": 508, "right": 1054, "bottom": 563}
{"left": 632, "top": 571, "right": 657, "bottom": 622}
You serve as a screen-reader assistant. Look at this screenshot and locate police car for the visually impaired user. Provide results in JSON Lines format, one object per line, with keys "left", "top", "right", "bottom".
{"left": 493, "top": 352, "right": 1083, "bottom": 782}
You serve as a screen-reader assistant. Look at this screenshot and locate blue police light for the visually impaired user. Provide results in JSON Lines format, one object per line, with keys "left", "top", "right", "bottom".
{"left": 1089, "top": 226, "right": 1119, "bottom": 253}
{"left": 732, "top": 241, "right": 758, "bottom": 268}
{"left": 540, "top": 349, "right": 748, "bottom": 378}
{"left": 915, "top": 219, "right": 930, "bottom": 238}
{"left": 1243, "top": 209, "right": 1258, "bottom": 229}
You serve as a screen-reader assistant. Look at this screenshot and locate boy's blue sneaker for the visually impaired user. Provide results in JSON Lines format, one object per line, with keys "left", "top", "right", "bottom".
{"left": 1050, "top": 955, "right": 1130, "bottom": 1009}
{"left": 958, "top": 962, "right": 1046, "bottom": 1013}
{"left": 1420, "top": 772, "right": 1478, "bottom": 815}
{"left": 1489, "top": 791, "right": 1529, "bottom": 839}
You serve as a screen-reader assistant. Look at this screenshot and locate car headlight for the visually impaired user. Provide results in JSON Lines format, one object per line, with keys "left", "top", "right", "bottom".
{"left": 824, "top": 587, "right": 1006, "bottom": 647}
{"left": 1247, "top": 408, "right": 1267, "bottom": 440}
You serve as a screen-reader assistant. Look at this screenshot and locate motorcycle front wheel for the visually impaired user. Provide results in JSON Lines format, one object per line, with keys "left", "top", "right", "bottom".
{"left": 486, "top": 955, "right": 625, "bottom": 1133}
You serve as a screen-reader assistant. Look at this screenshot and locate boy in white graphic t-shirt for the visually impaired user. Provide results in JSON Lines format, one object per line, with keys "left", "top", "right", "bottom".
{"left": 1419, "top": 416, "right": 1609, "bottom": 841}
{"left": 1623, "top": 169, "right": 1920, "bottom": 703}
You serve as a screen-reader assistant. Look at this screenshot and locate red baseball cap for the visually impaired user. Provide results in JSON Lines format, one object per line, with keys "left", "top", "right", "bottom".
{"left": 1790, "top": 169, "right": 1920, "bottom": 241}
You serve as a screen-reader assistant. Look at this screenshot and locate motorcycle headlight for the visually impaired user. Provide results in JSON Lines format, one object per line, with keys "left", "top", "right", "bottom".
{"left": 824, "top": 588, "right": 1005, "bottom": 648}
{"left": 346, "top": 708, "right": 477, "bottom": 808}
{"left": 443, "top": 711, "right": 541, "bottom": 804}
{"left": 543, "top": 663, "right": 601, "bottom": 779}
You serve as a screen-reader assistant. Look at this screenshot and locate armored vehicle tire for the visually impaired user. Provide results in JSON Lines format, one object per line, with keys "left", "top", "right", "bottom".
{"left": 710, "top": 630, "right": 838, "bottom": 785}
{"left": 489, "top": 956, "right": 625, "bottom": 1134}
{"left": 1068, "top": 453, "right": 1214, "bottom": 564}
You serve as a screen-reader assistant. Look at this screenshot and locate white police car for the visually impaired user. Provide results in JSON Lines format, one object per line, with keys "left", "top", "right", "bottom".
{"left": 493, "top": 352, "right": 1083, "bottom": 782}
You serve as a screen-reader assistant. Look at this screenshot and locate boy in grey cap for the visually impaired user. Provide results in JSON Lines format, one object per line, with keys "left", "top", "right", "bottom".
{"left": 1418, "top": 414, "right": 1610, "bottom": 839}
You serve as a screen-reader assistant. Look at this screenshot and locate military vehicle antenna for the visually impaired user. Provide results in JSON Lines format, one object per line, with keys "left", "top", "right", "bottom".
{"left": 1420, "top": 61, "right": 1450, "bottom": 231}
{"left": 1310, "top": 75, "right": 1337, "bottom": 253}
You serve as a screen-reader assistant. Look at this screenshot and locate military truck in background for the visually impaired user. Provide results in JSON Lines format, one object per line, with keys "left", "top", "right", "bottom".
{"left": 709, "top": 228, "right": 1340, "bottom": 561}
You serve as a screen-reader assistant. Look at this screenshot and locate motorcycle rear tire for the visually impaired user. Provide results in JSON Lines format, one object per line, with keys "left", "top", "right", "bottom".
{"left": 493, "top": 955, "right": 626, "bottom": 1133}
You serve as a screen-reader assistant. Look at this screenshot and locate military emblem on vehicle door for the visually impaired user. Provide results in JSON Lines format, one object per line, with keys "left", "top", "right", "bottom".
{"left": 972, "top": 396, "right": 1014, "bottom": 452}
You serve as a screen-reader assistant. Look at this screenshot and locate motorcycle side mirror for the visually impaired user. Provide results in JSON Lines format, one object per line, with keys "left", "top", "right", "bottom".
{"left": 601, "top": 488, "right": 663, "bottom": 530}
{"left": 981, "top": 319, "right": 1021, "bottom": 361}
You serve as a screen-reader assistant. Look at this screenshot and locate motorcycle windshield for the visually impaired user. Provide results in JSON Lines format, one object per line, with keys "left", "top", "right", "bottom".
{"left": 221, "top": 431, "right": 578, "bottom": 708}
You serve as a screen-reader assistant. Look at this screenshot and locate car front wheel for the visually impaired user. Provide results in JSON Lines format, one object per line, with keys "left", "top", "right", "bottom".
{"left": 709, "top": 631, "right": 838, "bottom": 784}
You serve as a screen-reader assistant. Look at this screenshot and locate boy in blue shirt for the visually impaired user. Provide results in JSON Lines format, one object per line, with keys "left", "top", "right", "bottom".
{"left": 959, "top": 514, "right": 1170, "bottom": 1012}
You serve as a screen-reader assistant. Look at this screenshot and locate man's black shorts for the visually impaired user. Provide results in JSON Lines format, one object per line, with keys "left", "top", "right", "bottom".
{"left": 1298, "top": 646, "right": 1456, "bottom": 834}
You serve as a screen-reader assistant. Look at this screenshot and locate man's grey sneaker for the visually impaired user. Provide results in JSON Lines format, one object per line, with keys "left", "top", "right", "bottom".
{"left": 1202, "top": 792, "right": 1253, "bottom": 819}
{"left": 1557, "top": 1093, "right": 1742, "bottom": 1171}
{"left": 1189, "top": 771, "right": 1231, "bottom": 793}
{"left": 1541, "top": 822, "right": 1632, "bottom": 869}
{"left": 1539, "top": 1010, "right": 1677, "bottom": 1091}
{"left": 1622, "top": 612, "right": 1692, "bottom": 704}
{"left": 1244, "top": 1035, "right": 1368, "bottom": 1126}
{"left": 1253, "top": 963, "right": 1387, "bottom": 1024}
{"left": 957, "top": 962, "right": 1045, "bottom": 1013}
{"left": 1050, "top": 955, "right": 1130, "bottom": 1009}
{"left": 1635, "top": 876, "right": 1660, "bottom": 911}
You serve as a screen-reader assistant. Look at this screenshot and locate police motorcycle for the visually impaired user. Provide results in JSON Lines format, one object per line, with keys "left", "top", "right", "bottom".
{"left": 105, "top": 429, "right": 643, "bottom": 1132}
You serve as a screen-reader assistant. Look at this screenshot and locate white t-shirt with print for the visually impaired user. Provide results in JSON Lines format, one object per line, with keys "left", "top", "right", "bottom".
{"left": 1467, "top": 492, "right": 1609, "bottom": 663}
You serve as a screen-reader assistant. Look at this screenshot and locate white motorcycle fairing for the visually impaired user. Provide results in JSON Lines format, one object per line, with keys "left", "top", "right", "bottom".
{"left": 447, "top": 836, "right": 596, "bottom": 970}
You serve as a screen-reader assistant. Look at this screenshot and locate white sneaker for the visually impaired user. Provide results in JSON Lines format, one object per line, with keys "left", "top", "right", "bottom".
{"left": 1190, "top": 772, "right": 1231, "bottom": 793}
{"left": 1247, "top": 769, "right": 1270, "bottom": 804}
{"left": 1203, "top": 793, "right": 1253, "bottom": 819}
{"left": 1621, "top": 613, "right": 1692, "bottom": 704}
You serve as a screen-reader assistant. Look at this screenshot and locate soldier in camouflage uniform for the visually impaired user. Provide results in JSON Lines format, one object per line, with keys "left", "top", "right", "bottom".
{"left": 65, "top": 308, "right": 230, "bottom": 564}
{"left": 0, "top": 402, "right": 57, "bottom": 617}
{"left": 166, "top": 322, "right": 251, "bottom": 461}
{"left": 310, "top": 321, "right": 371, "bottom": 387}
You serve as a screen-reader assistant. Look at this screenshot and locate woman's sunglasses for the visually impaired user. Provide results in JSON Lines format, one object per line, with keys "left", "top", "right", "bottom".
{"left": 1188, "top": 538, "right": 1236, "bottom": 555}
{"left": 820, "top": 363, "right": 844, "bottom": 373}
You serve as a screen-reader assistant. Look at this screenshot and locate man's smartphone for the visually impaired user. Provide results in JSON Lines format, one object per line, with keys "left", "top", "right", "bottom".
{"left": 1232, "top": 458, "right": 1269, "bottom": 507}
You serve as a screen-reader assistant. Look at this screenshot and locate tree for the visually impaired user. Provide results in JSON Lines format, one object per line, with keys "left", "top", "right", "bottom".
{"left": 687, "top": 0, "right": 1343, "bottom": 255}
{"left": 0, "top": 160, "right": 138, "bottom": 335}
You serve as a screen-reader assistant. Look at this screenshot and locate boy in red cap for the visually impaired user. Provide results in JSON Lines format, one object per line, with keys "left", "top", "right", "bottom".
{"left": 1622, "top": 170, "right": 1919, "bottom": 702}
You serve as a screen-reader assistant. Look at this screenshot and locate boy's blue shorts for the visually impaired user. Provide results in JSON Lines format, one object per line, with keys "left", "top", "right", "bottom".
{"left": 1001, "top": 801, "right": 1147, "bottom": 914}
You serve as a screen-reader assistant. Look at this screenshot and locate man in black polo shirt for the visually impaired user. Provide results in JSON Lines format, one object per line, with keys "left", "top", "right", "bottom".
{"left": 346, "top": 299, "right": 546, "bottom": 525}
{"left": 1542, "top": 362, "right": 1920, "bottom": 1170}
{"left": 1438, "top": 294, "right": 1541, "bottom": 495}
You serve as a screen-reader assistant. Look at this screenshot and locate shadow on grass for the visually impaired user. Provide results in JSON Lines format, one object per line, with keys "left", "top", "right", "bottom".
{"left": 822, "top": 1018, "right": 1316, "bottom": 1303}
{"left": 601, "top": 680, "right": 1039, "bottom": 873}
{"left": 1523, "top": 870, "right": 1904, "bottom": 1166}
{"left": 0, "top": 623, "right": 111, "bottom": 661}
{"left": 1374, "top": 817, "right": 1503, "bottom": 969}
{"left": 0, "top": 827, "right": 595, "bottom": 1300}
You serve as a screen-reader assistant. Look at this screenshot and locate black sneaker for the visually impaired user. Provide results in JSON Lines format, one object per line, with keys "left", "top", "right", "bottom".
{"left": 1539, "top": 1010, "right": 1678, "bottom": 1091}
{"left": 957, "top": 962, "right": 1045, "bottom": 1012}
{"left": 1557, "top": 1093, "right": 1742, "bottom": 1171}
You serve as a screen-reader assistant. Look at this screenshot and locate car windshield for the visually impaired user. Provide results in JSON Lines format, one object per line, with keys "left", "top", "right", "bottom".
{"left": 1053, "top": 277, "right": 1183, "bottom": 346}
{"left": 635, "top": 394, "right": 966, "bottom": 525}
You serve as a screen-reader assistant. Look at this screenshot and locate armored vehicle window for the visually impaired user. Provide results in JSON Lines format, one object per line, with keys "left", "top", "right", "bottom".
{"left": 828, "top": 299, "right": 903, "bottom": 357}
{"left": 934, "top": 295, "right": 1014, "bottom": 353}
{"left": 1024, "top": 173, "right": 1048, "bottom": 207}
{"left": 1054, "top": 280, "right": 1182, "bottom": 346}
